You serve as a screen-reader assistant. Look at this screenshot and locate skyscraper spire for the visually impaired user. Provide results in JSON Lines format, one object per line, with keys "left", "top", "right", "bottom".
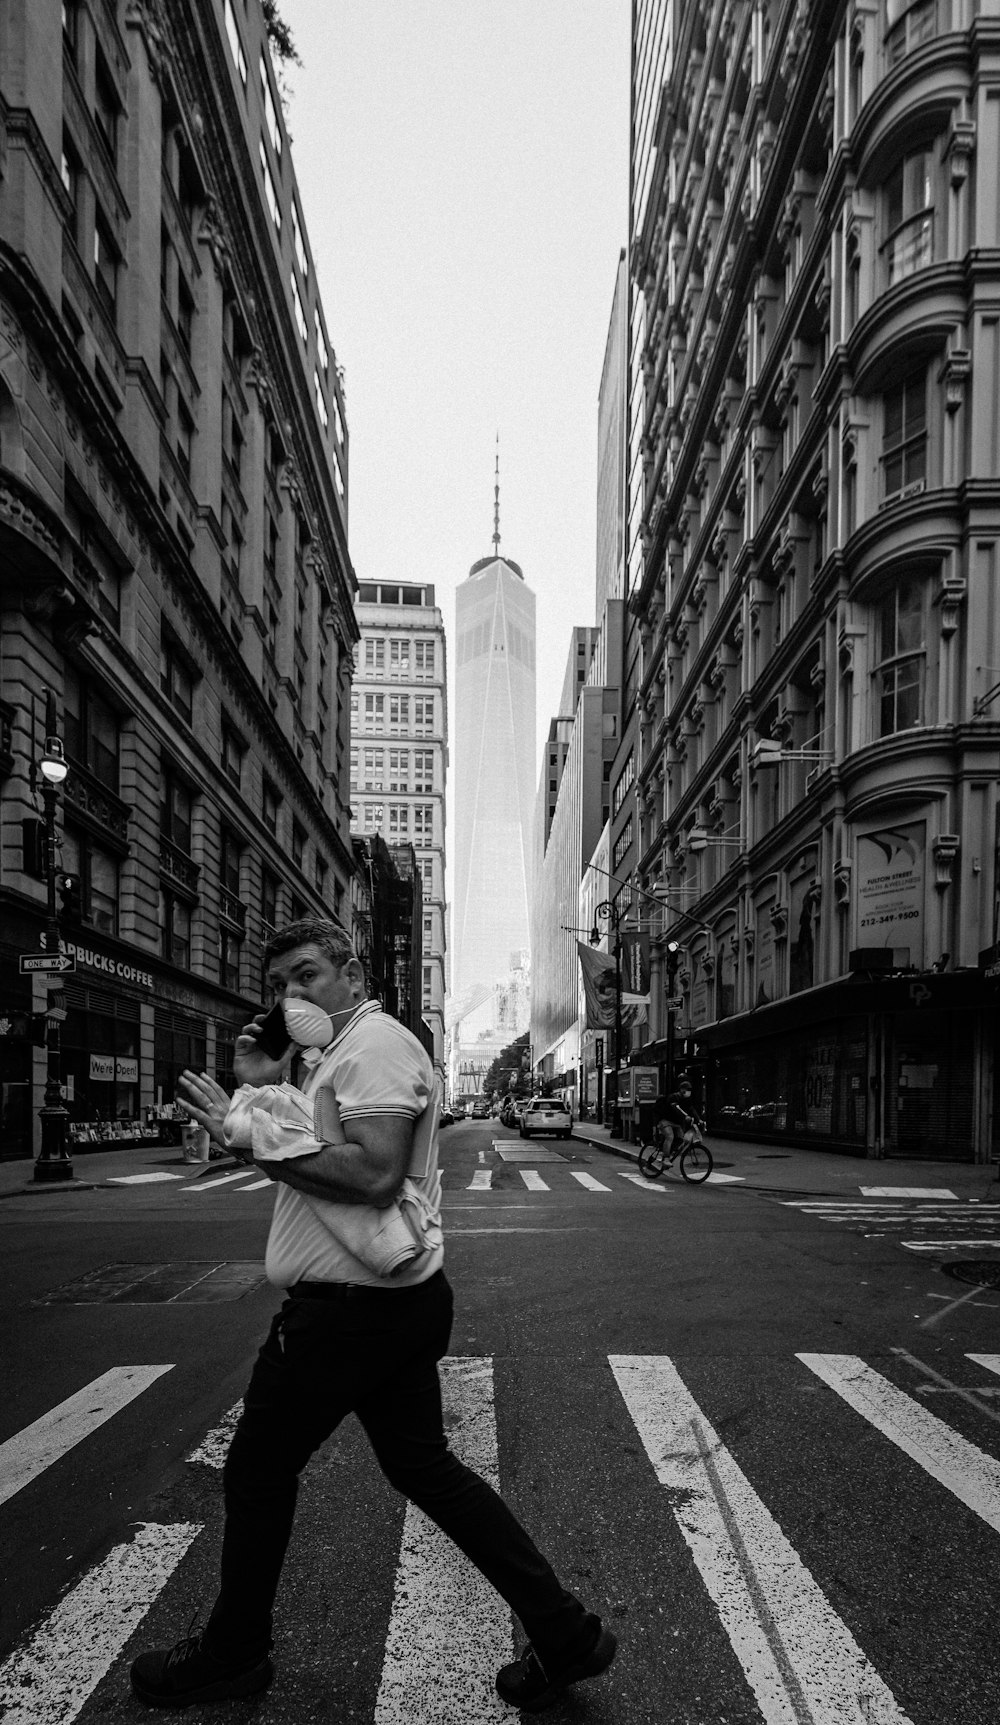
{"left": 492, "top": 434, "right": 501, "bottom": 556}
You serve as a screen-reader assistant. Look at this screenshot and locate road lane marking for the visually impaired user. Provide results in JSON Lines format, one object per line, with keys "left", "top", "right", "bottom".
{"left": 798, "top": 1354, "right": 1000, "bottom": 1528}
{"left": 859, "top": 1187, "right": 957, "bottom": 1198}
{"left": 105, "top": 1172, "right": 185, "bottom": 1184}
{"left": 571, "top": 1172, "right": 612, "bottom": 1191}
{"left": 706, "top": 1173, "right": 745, "bottom": 1184}
{"left": 968, "top": 1354, "right": 1000, "bottom": 1378}
{"left": 519, "top": 1171, "right": 549, "bottom": 1191}
{"left": 609, "top": 1355, "right": 913, "bottom": 1725}
{"left": 467, "top": 1169, "right": 492, "bottom": 1190}
{"left": 902, "top": 1241, "right": 1000, "bottom": 1252}
{"left": 617, "top": 1172, "right": 669, "bottom": 1193}
{"left": 235, "top": 1178, "right": 273, "bottom": 1191}
{"left": 0, "top": 1520, "right": 201, "bottom": 1725}
{"left": 187, "top": 1402, "right": 244, "bottom": 1468}
{"left": 0, "top": 1366, "right": 174, "bottom": 1508}
{"left": 375, "top": 1357, "right": 510, "bottom": 1723}
{"left": 182, "top": 1170, "right": 261, "bottom": 1191}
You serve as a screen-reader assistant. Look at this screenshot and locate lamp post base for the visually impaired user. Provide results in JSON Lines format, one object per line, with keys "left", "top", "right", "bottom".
{"left": 34, "top": 1105, "right": 74, "bottom": 1182}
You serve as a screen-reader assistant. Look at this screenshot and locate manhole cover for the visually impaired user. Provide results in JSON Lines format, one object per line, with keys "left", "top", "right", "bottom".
{"left": 940, "top": 1260, "right": 1000, "bottom": 1290}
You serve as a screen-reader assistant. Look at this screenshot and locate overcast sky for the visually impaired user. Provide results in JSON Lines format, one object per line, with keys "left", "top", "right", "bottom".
{"left": 282, "top": 0, "right": 631, "bottom": 783}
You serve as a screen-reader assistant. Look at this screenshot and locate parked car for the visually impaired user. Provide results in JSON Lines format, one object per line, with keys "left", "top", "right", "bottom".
{"left": 471, "top": 1099, "right": 491, "bottom": 1119}
{"left": 439, "top": 1108, "right": 455, "bottom": 1128}
{"left": 519, "top": 1097, "right": 572, "bottom": 1140}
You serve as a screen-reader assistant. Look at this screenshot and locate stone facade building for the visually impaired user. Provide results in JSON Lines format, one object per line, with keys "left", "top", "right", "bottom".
{"left": 627, "top": 0, "right": 1000, "bottom": 1160}
{"left": 0, "top": 0, "right": 356, "bottom": 1156}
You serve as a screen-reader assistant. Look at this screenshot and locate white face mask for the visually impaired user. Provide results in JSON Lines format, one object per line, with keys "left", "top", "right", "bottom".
{"left": 282, "top": 998, "right": 336, "bottom": 1049}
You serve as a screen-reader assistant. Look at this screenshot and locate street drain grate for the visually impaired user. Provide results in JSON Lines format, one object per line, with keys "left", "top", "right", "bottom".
{"left": 36, "top": 1262, "right": 266, "bottom": 1304}
{"left": 940, "top": 1260, "right": 1000, "bottom": 1290}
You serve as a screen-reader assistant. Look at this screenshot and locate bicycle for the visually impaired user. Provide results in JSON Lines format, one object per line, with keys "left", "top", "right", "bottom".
{"left": 637, "top": 1119, "right": 714, "bottom": 1183}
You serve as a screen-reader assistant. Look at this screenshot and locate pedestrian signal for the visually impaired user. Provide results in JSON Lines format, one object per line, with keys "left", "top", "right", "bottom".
{"left": 57, "top": 872, "right": 83, "bottom": 922}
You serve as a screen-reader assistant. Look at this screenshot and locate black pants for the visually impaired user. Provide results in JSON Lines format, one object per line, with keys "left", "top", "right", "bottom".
{"left": 205, "top": 1270, "right": 584, "bottom": 1662}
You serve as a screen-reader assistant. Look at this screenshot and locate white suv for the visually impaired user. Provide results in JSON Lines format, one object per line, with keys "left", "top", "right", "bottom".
{"left": 519, "top": 1098, "right": 572, "bottom": 1141}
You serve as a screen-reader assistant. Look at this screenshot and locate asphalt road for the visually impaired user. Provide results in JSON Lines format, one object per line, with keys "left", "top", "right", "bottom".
{"left": 2, "top": 1119, "right": 999, "bottom": 1723}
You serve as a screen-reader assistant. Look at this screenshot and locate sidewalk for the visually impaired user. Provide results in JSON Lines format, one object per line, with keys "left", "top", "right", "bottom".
{"left": 0, "top": 1138, "right": 243, "bottom": 1198}
{"left": 569, "top": 1118, "right": 1000, "bottom": 1200}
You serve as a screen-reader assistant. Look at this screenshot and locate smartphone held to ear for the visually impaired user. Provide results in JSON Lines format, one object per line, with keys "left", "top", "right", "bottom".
{"left": 255, "top": 1001, "right": 292, "bottom": 1060}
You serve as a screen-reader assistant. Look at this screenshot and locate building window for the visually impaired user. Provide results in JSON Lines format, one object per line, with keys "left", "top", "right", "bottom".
{"left": 62, "top": 0, "right": 79, "bottom": 56}
{"left": 93, "top": 212, "right": 119, "bottom": 320}
{"left": 260, "top": 53, "right": 282, "bottom": 155}
{"left": 262, "top": 779, "right": 280, "bottom": 836}
{"left": 883, "top": 149, "right": 934, "bottom": 286}
{"left": 315, "top": 854, "right": 328, "bottom": 896}
{"left": 291, "top": 272, "right": 308, "bottom": 342}
{"left": 414, "top": 695, "right": 434, "bottom": 735}
{"left": 388, "top": 749, "right": 409, "bottom": 791}
{"left": 61, "top": 134, "right": 83, "bottom": 243}
{"left": 291, "top": 198, "right": 308, "bottom": 277}
{"left": 413, "top": 805, "right": 433, "bottom": 847}
{"left": 61, "top": 827, "right": 119, "bottom": 936}
{"left": 315, "top": 311, "right": 329, "bottom": 374}
{"left": 365, "top": 637, "right": 385, "bottom": 673}
{"left": 63, "top": 666, "right": 119, "bottom": 790}
{"left": 364, "top": 693, "right": 385, "bottom": 732}
{"left": 419, "top": 857, "right": 434, "bottom": 894}
{"left": 612, "top": 818, "right": 633, "bottom": 871}
{"left": 314, "top": 372, "right": 329, "bottom": 431}
{"left": 259, "top": 139, "right": 281, "bottom": 233}
{"left": 612, "top": 751, "right": 635, "bottom": 818}
{"left": 177, "top": 278, "right": 194, "bottom": 356}
{"left": 224, "top": 0, "right": 247, "bottom": 86}
{"left": 882, "top": 368, "right": 927, "bottom": 500}
{"left": 221, "top": 724, "right": 244, "bottom": 788}
{"left": 292, "top": 819, "right": 306, "bottom": 869}
{"left": 885, "top": 0, "right": 936, "bottom": 67}
{"left": 94, "top": 54, "right": 120, "bottom": 164}
{"left": 176, "top": 401, "right": 194, "bottom": 481}
{"left": 875, "top": 578, "right": 925, "bottom": 736}
{"left": 363, "top": 747, "right": 384, "bottom": 789}
{"left": 388, "top": 694, "right": 410, "bottom": 731}
{"left": 389, "top": 638, "right": 410, "bottom": 677}
{"left": 220, "top": 826, "right": 242, "bottom": 895}
{"left": 388, "top": 805, "right": 409, "bottom": 838}
{"left": 413, "top": 749, "right": 434, "bottom": 792}
{"left": 160, "top": 767, "right": 193, "bottom": 853}
{"left": 160, "top": 636, "right": 196, "bottom": 723}
{"left": 160, "top": 889, "right": 192, "bottom": 968}
{"left": 363, "top": 803, "right": 384, "bottom": 833}
{"left": 261, "top": 868, "right": 279, "bottom": 930}
{"left": 219, "top": 927, "right": 242, "bottom": 992}
{"left": 414, "top": 640, "right": 435, "bottom": 679}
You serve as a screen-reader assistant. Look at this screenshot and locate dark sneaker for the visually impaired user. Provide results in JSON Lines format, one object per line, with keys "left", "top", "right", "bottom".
{"left": 130, "top": 1630, "right": 272, "bottom": 1709}
{"left": 496, "top": 1614, "right": 616, "bottom": 1713}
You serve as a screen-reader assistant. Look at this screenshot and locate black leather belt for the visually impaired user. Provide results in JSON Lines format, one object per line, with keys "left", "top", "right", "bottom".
{"left": 289, "top": 1270, "right": 442, "bottom": 1301}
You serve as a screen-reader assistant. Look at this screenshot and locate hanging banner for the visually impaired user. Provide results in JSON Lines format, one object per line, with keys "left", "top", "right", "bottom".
{"left": 115, "top": 1057, "right": 139, "bottom": 1083}
{"left": 90, "top": 1054, "right": 115, "bottom": 1082}
{"left": 576, "top": 944, "right": 642, "bottom": 1030}
{"left": 619, "top": 929, "right": 651, "bottom": 1003}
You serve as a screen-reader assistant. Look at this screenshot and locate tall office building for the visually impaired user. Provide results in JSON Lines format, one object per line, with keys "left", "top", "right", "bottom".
{"left": 349, "top": 580, "right": 447, "bottom": 1082}
{"left": 452, "top": 487, "right": 536, "bottom": 998}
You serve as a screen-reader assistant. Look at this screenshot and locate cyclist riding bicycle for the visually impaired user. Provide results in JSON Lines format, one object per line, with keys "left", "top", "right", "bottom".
{"left": 654, "top": 1080, "right": 703, "bottom": 1156}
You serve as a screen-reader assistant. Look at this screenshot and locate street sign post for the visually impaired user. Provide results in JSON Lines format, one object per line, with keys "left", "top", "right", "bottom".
{"left": 19, "top": 952, "right": 76, "bottom": 975}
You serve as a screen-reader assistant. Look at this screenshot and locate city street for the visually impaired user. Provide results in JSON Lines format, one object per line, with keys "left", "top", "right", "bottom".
{"left": 1, "top": 1120, "right": 999, "bottom": 1723}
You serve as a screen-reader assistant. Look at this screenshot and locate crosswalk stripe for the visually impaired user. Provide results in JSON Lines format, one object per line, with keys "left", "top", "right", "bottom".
{"left": 859, "top": 1187, "right": 957, "bottom": 1198}
{"left": 0, "top": 1520, "right": 201, "bottom": 1725}
{"left": 609, "top": 1354, "right": 913, "bottom": 1724}
{"left": 519, "top": 1171, "right": 549, "bottom": 1191}
{"left": 617, "top": 1172, "right": 668, "bottom": 1193}
{"left": 902, "top": 1241, "right": 1000, "bottom": 1252}
{"left": 186, "top": 1401, "right": 243, "bottom": 1468}
{"left": 235, "top": 1178, "right": 273, "bottom": 1191}
{"left": 374, "top": 1357, "right": 511, "bottom": 1723}
{"left": 968, "top": 1355, "right": 1000, "bottom": 1377}
{"left": 182, "top": 1170, "right": 260, "bottom": 1191}
{"left": 797, "top": 1355, "right": 1000, "bottom": 1534}
{"left": 0, "top": 1367, "right": 174, "bottom": 1509}
{"left": 571, "top": 1172, "right": 612, "bottom": 1191}
{"left": 467, "top": 1169, "right": 492, "bottom": 1190}
{"left": 106, "top": 1172, "right": 186, "bottom": 1185}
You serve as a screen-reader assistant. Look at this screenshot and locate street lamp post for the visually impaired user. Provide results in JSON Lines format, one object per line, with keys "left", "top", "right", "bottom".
{"left": 664, "top": 939, "right": 681, "bottom": 1094}
{"left": 593, "top": 897, "right": 629, "bottom": 1136}
{"left": 34, "top": 698, "right": 73, "bottom": 1185}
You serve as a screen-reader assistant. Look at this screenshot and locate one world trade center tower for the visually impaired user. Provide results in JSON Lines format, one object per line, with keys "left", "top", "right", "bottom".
{"left": 452, "top": 470, "right": 536, "bottom": 998}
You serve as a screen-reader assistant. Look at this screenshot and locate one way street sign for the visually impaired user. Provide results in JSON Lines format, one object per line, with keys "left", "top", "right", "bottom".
{"left": 19, "top": 951, "right": 76, "bottom": 975}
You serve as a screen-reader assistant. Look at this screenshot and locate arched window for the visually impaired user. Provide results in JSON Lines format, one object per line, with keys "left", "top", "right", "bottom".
{"left": 875, "top": 577, "right": 925, "bottom": 736}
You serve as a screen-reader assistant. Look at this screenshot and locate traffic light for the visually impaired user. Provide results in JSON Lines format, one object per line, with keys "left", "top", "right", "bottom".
{"left": 57, "top": 872, "right": 83, "bottom": 922}
{"left": 0, "top": 1012, "right": 47, "bottom": 1045}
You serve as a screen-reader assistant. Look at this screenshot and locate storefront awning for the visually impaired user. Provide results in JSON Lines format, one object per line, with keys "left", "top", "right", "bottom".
{"left": 694, "top": 969, "right": 993, "bottom": 1051}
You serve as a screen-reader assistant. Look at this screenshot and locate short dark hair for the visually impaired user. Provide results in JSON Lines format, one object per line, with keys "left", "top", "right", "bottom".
{"left": 263, "top": 917, "right": 358, "bottom": 975}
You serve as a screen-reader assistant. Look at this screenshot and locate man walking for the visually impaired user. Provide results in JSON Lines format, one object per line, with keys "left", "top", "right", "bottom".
{"left": 130, "top": 918, "right": 616, "bottom": 1713}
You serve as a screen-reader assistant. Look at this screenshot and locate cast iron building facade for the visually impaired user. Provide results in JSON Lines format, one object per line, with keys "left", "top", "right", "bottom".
{"left": 627, "top": 0, "right": 1000, "bottom": 1160}
{"left": 452, "top": 549, "right": 536, "bottom": 997}
{"left": 349, "top": 580, "right": 446, "bottom": 1081}
{"left": 0, "top": 0, "right": 356, "bottom": 1156}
